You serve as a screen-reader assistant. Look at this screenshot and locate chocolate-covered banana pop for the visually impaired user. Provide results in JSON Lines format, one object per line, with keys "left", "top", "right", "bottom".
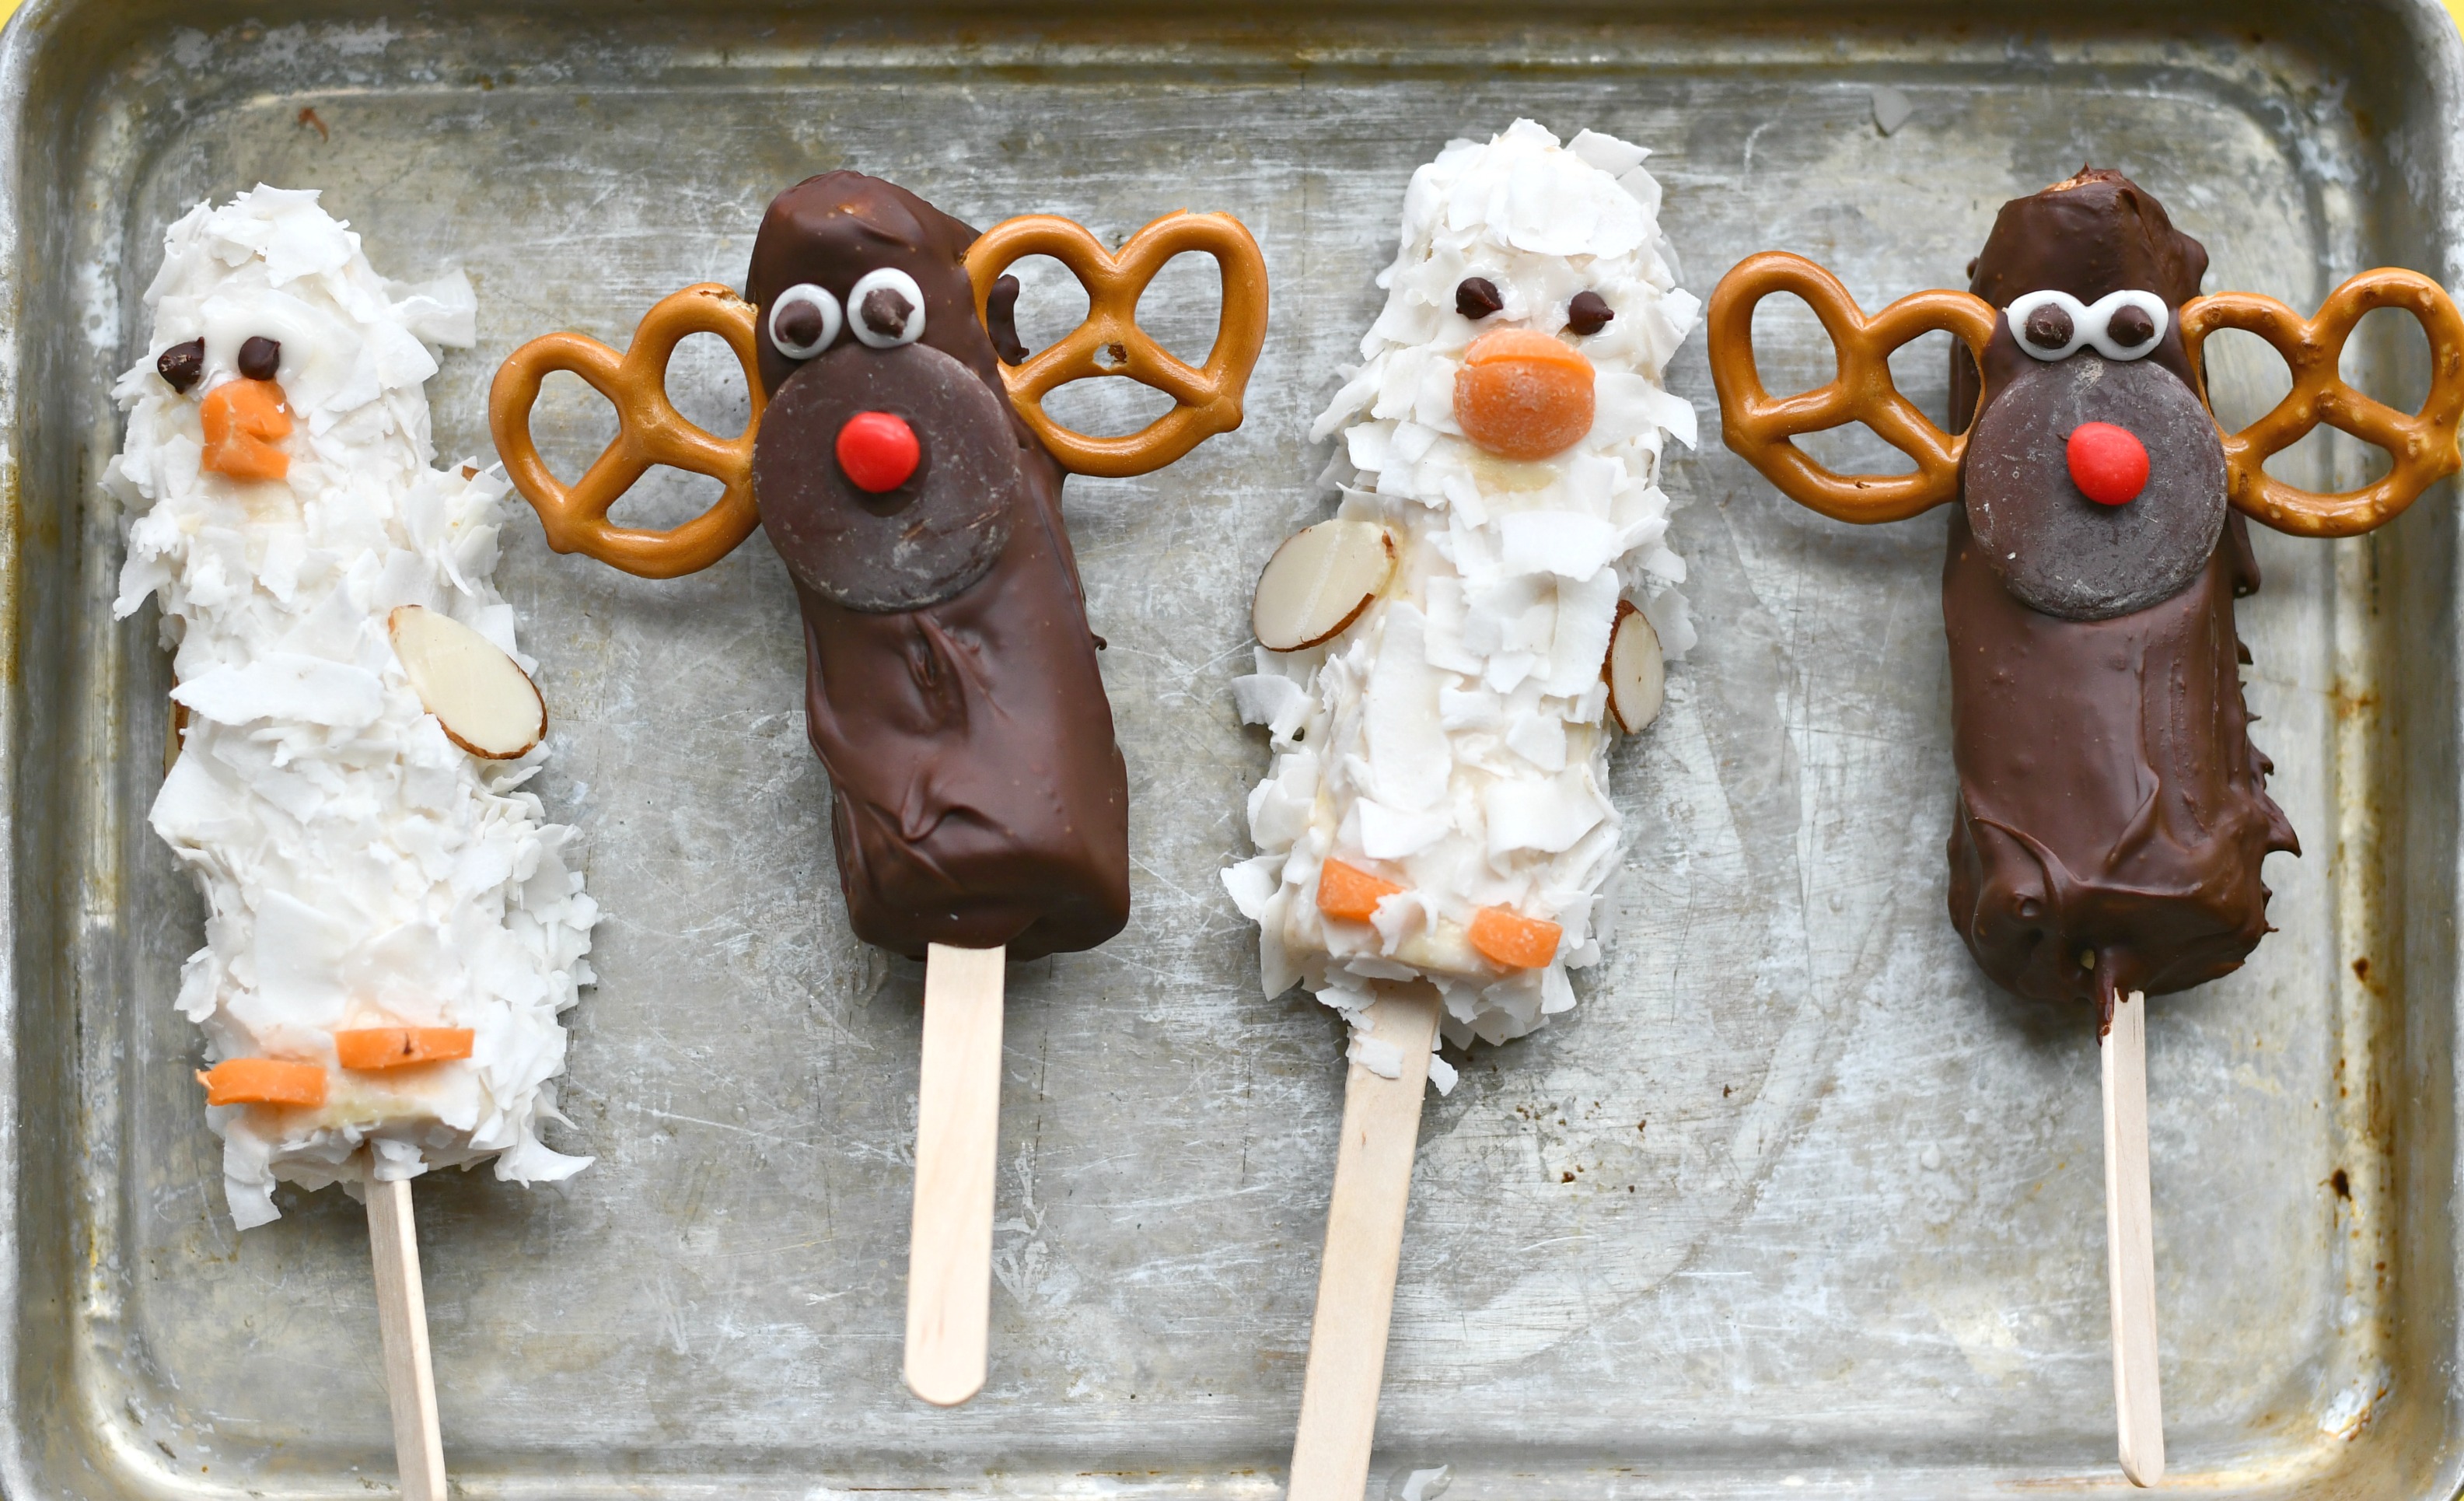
{"left": 743, "top": 176, "right": 1132, "bottom": 959}
{"left": 1708, "top": 166, "right": 2464, "bottom": 1486}
{"left": 491, "top": 170, "right": 1267, "bottom": 1405}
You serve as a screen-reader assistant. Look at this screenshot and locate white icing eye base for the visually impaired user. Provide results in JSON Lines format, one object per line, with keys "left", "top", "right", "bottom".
{"left": 2005, "top": 289, "right": 2170, "bottom": 362}
{"left": 849, "top": 268, "right": 928, "bottom": 348}
{"left": 770, "top": 284, "right": 844, "bottom": 359}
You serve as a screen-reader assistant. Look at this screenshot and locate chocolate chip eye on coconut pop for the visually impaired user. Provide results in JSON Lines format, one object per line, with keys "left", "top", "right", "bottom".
{"left": 1706, "top": 166, "right": 2464, "bottom": 1486}
{"left": 1224, "top": 121, "right": 1698, "bottom": 1501}
{"left": 490, "top": 171, "right": 1267, "bottom": 1407}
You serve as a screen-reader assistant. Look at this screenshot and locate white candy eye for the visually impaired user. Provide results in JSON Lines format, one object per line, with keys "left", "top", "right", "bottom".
{"left": 2007, "top": 290, "right": 2090, "bottom": 361}
{"left": 2081, "top": 290, "right": 2169, "bottom": 361}
{"left": 769, "top": 284, "right": 843, "bottom": 360}
{"left": 2005, "top": 288, "right": 2170, "bottom": 363}
{"left": 848, "top": 268, "right": 928, "bottom": 348}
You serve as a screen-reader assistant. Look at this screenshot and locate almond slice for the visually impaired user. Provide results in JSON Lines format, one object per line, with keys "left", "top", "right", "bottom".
{"left": 388, "top": 604, "right": 547, "bottom": 759}
{"left": 1253, "top": 520, "right": 1396, "bottom": 652}
{"left": 1605, "top": 600, "right": 1665, "bottom": 733}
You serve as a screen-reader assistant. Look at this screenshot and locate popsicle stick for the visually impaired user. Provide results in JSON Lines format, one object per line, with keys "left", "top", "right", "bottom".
{"left": 365, "top": 1174, "right": 448, "bottom": 1501}
{"left": 1287, "top": 986, "right": 1443, "bottom": 1501}
{"left": 905, "top": 942, "right": 1008, "bottom": 1406}
{"left": 2101, "top": 989, "right": 2164, "bottom": 1487}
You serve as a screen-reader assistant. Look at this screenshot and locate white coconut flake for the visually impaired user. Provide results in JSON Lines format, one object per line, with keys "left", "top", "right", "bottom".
{"left": 113, "top": 185, "right": 598, "bottom": 1230}
{"left": 1229, "top": 123, "right": 1697, "bottom": 1065}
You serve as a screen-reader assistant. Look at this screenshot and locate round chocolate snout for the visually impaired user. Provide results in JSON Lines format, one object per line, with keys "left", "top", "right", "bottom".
{"left": 750, "top": 340, "right": 1022, "bottom": 614}
{"left": 1962, "top": 353, "right": 2225, "bottom": 622}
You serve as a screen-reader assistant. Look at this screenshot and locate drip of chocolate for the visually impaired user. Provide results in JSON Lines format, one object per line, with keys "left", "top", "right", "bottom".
{"left": 744, "top": 173, "right": 1129, "bottom": 960}
{"left": 1942, "top": 167, "right": 2296, "bottom": 1023}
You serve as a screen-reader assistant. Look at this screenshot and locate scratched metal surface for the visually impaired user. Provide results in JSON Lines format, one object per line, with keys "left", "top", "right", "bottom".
{"left": 2, "top": 0, "right": 2462, "bottom": 1497}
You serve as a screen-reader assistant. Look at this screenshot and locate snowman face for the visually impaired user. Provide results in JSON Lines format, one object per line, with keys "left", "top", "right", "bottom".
{"left": 1444, "top": 273, "right": 1626, "bottom": 462}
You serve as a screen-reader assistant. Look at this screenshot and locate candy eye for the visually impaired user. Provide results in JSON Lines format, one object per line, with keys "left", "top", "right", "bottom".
{"left": 1455, "top": 276, "right": 1504, "bottom": 320}
{"left": 238, "top": 336, "right": 281, "bottom": 381}
{"left": 770, "top": 284, "right": 844, "bottom": 360}
{"left": 848, "top": 268, "right": 927, "bottom": 348}
{"left": 1567, "top": 290, "right": 1614, "bottom": 337}
{"left": 2005, "top": 289, "right": 2170, "bottom": 362}
{"left": 156, "top": 338, "right": 204, "bottom": 394}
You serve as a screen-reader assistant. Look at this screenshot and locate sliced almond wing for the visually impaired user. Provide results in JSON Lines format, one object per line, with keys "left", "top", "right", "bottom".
{"left": 388, "top": 604, "right": 547, "bottom": 759}
{"left": 1253, "top": 520, "right": 1396, "bottom": 652}
{"left": 1605, "top": 600, "right": 1665, "bottom": 733}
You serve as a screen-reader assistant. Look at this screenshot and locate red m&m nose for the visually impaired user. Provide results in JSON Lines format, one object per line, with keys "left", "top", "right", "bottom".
{"left": 2066, "top": 421, "right": 2149, "bottom": 506}
{"left": 836, "top": 411, "right": 921, "bottom": 492}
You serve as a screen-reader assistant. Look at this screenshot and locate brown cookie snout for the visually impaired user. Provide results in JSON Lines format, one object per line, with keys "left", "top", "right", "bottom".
{"left": 750, "top": 340, "right": 1023, "bottom": 614}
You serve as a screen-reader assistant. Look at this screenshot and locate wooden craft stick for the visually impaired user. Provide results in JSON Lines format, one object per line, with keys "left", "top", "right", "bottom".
{"left": 365, "top": 1174, "right": 447, "bottom": 1501}
{"left": 1286, "top": 985, "right": 1444, "bottom": 1501}
{"left": 904, "top": 942, "right": 1008, "bottom": 1407}
{"left": 2102, "top": 989, "right": 2164, "bottom": 1487}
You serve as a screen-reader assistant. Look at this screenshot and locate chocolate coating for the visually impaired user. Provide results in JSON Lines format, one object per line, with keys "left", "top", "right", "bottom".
{"left": 1944, "top": 167, "right": 2294, "bottom": 1020}
{"left": 746, "top": 171, "right": 1129, "bottom": 960}
{"left": 986, "top": 274, "right": 1029, "bottom": 366}
{"left": 1944, "top": 509, "right": 2296, "bottom": 1017}
{"left": 751, "top": 340, "right": 1017, "bottom": 612}
{"left": 1963, "top": 352, "right": 2225, "bottom": 620}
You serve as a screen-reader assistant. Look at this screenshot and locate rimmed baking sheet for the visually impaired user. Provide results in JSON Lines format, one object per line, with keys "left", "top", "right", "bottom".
{"left": 4, "top": 1, "right": 2462, "bottom": 1496}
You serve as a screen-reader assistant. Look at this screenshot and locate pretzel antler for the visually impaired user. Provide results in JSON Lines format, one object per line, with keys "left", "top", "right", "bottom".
{"left": 1707, "top": 252, "right": 1998, "bottom": 524}
{"left": 965, "top": 212, "right": 1269, "bottom": 479}
{"left": 2179, "top": 269, "right": 2464, "bottom": 538}
{"left": 488, "top": 285, "right": 767, "bottom": 579}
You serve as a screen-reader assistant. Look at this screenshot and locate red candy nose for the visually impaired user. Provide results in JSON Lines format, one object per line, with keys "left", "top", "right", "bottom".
{"left": 2067, "top": 421, "right": 2150, "bottom": 506}
{"left": 836, "top": 411, "right": 921, "bottom": 492}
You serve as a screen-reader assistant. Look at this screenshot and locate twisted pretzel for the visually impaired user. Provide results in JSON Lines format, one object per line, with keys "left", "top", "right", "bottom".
{"left": 488, "top": 285, "right": 766, "bottom": 579}
{"left": 1707, "top": 251, "right": 1998, "bottom": 524}
{"left": 2179, "top": 268, "right": 2464, "bottom": 537}
{"left": 965, "top": 211, "right": 1269, "bottom": 479}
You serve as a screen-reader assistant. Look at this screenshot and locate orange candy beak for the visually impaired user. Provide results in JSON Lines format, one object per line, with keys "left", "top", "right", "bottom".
{"left": 200, "top": 378, "right": 294, "bottom": 481}
{"left": 1453, "top": 328, "right": 1595, "bottom": 460}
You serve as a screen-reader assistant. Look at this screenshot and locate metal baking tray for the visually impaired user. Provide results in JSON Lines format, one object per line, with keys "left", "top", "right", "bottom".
{"left": 2, "top": 0, "right": 2459, "bottom": 1495}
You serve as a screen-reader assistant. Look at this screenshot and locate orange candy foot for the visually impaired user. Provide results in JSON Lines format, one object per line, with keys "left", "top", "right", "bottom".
{"left": 334, "top": 1027, "right": 476, "bottom": 1071}
{"left": 197, "top": 1058, "right": 327, "bottom": 1107}
{"left": 1316, "top": 856, "right": 1405, "bottom": 922}
{"left": 1470, "top": 907, "right": 1564, "bottom": 970}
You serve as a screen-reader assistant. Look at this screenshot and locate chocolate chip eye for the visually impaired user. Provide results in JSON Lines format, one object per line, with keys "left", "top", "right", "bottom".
{"left": 1455, "top": 276, "right": 1503, "bottom": 320}
{"left": 2023, "top": 303, "right": 2074, "bottom": 351}
{"left": 2106, "top": 304, "right": 2156, "bottom": 348}
{"left": 848, "top": 267, "right": 927, "bottom": 349}
{"left": 237, "top": 336, "right": 281, "bottom": 381}
{"left": 768, "top": 283, "right": 843, "bottom": 360}
{"left": 156, "top": 338, "right": 204, "bottom": 394}
{"left": 1568, "top": 290, "right": 1613, "bottom": 337}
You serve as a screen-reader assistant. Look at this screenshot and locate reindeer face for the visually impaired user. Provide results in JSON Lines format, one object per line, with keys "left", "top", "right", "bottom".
{"left": 743, "top": 173, "right": 1029, "bottom": 614}
{"left": 1962, "top": 283, "right": 2228, "bottom": 621}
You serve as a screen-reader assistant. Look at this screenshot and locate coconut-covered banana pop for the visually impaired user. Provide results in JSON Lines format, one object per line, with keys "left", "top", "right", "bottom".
{"left": 1225, "top": 120, "right": 1699, "bottom": 1065}
{"left": 110, "top": 186, "right": 598, "bottom": 1232}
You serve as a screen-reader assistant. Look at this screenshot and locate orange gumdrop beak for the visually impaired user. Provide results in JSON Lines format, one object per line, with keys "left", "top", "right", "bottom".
{"left": 1454, "top": 328, "right": 1595, "bottom": 460}
{"left": 335, "top": 1027, "right": 476, "bottom": 1071}
{"left": 200, "top": 378, "right": 294, "bottom": 481}
{"left": 197, "top": 1058, "right": 327, "bottom": 1108}
{"left": 1470, "top": 906, "right": 1564, "bottom": 970}
{"left": 1316, "top": 857, "right": 1405, "bottom": 923}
